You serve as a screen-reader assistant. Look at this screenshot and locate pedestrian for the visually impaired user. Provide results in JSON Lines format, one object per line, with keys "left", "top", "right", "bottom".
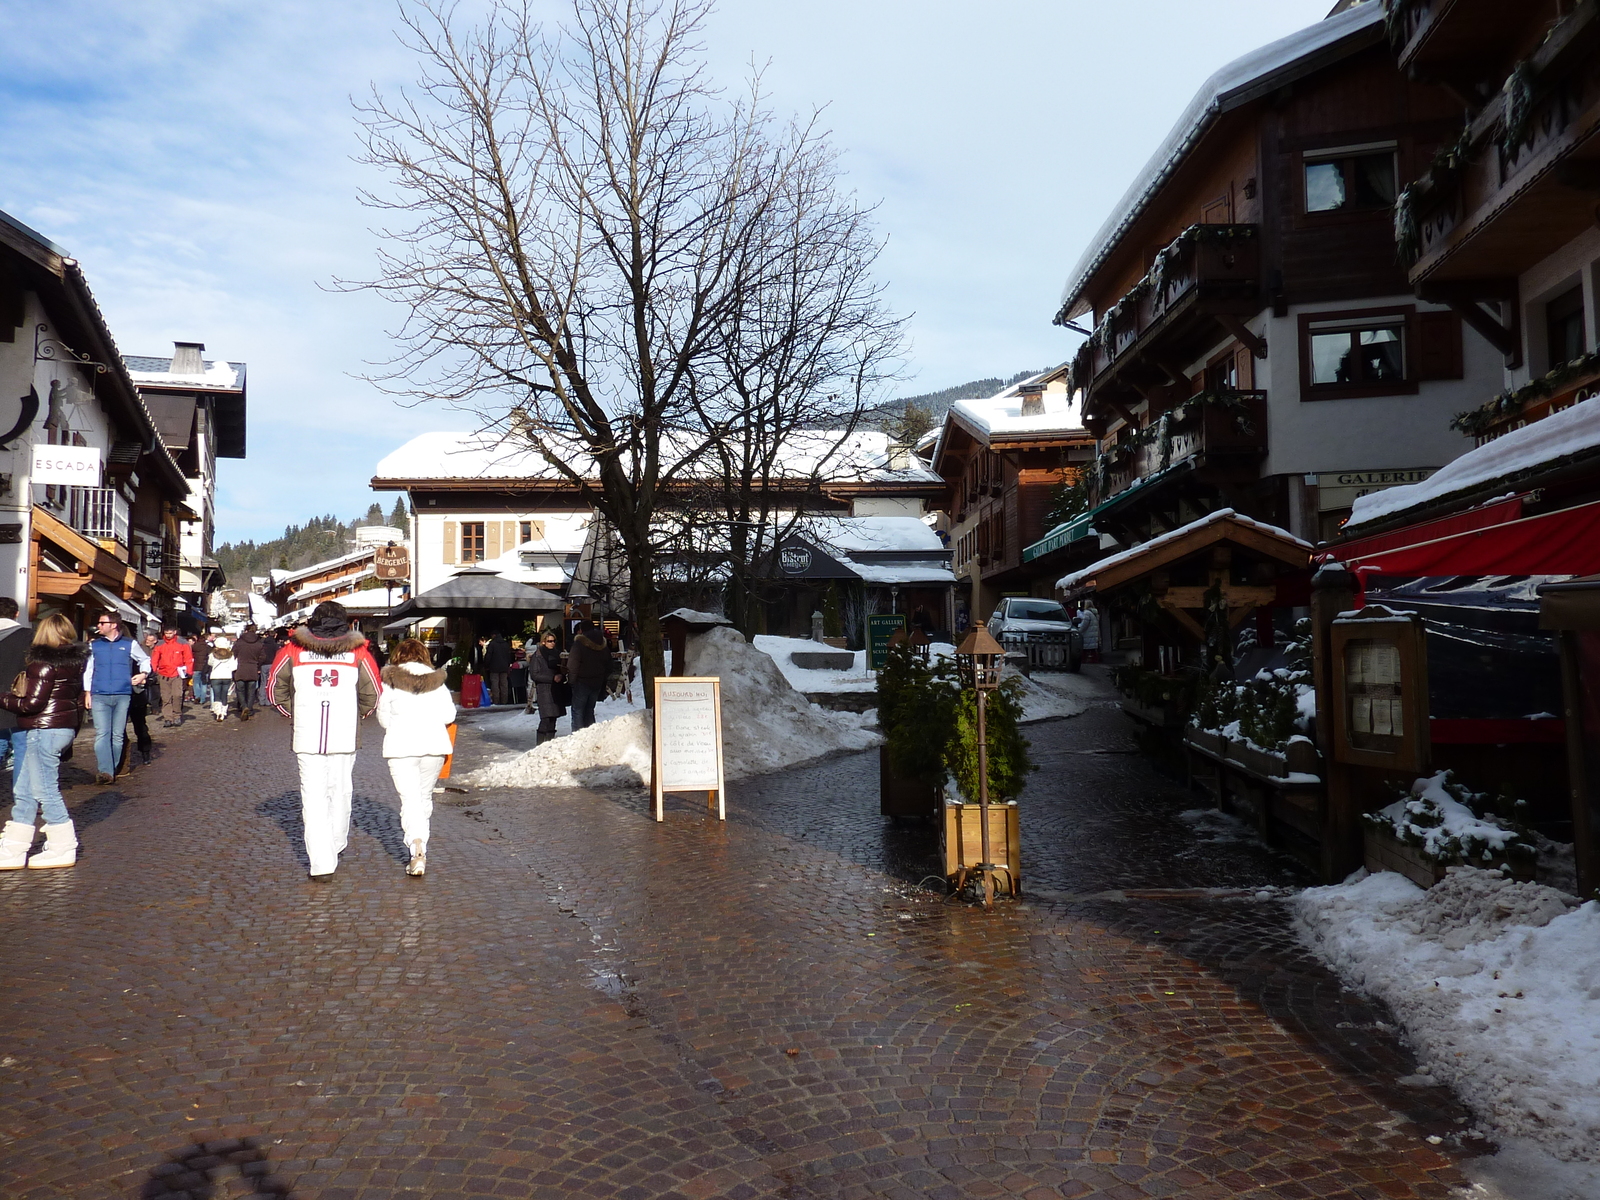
{"left": 508, "top": 638, "right": 528, "bottom": 707}
{"left": 82, "top": 611, "right": 152, "bottom": 784}
{"left": 125, "top": 682, "right": 153, "bottom": 768}
{"left": 265, "top": 600, "right": 381, "bottom": 879}
{"left": 231, "top": 623, "right": 269, "bottom": 719}
{"left": 566, "top": 620, "right": 610, "bottom": 731}
{"left": 527, "top": 629, "right": 565, "bottom": 743}
{"left": 376, "top": 637, "right": 455, "bottom": 876}
{"left": 480, "top": 629, "right": 512, "bottom": 705}
{"left": 192, "top": 630, "right": 214, "bottom": 708}
{"left": 0, "top": 613, "right": 90, "bottom": 870}
{"left": 141, "top": 631, "right": 162, "bottom": 715}
{"left": 0, "top": 597, "right": 31, "bottom": 773}
{"left": 208, "top": 636, "right": 236, "bottom": 722}
{"left": 150, "top": 625, "right": 193, "bottom": 726}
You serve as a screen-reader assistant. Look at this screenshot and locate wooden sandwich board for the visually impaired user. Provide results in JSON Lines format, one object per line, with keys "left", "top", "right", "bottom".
{"left": 652, "top": 676, "right": 726, "bottom": 822}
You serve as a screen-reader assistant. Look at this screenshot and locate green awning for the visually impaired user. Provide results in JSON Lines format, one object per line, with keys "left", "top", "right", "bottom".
{"left": 1022, "top": 513, "right": 1095, "bottom": 562}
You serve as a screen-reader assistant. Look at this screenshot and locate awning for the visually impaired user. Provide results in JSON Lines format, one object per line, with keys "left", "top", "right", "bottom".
{"left": 1333, "top": 494, "right": 1526, "bottom": 563}
{"left": 84, "top": 583, "right": 140, "bottom": 627}
{"left": 1023, "top": 512, "right": 1095, "bottom": 563}
{"left": 1337, "top": 498, "right": 1600, "bottom": 578}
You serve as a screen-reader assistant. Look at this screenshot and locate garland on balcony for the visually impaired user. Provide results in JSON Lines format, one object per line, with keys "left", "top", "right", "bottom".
{"left": 1393, "top": 184, "right": 1420, "bottom": 267}
{"left": 1381, "top": 0, "right": 1422, "bottom": 51}
{"left": 1450, "top": 350, "right": 1600, "bottom": 436}
{"left": 1501, "top": 59, "right": 1536, "bottom": 157}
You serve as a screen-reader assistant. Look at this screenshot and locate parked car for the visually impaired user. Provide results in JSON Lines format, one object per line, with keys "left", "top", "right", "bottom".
{"left": 987, "top": 598, "right": 1082, "bottom": 672}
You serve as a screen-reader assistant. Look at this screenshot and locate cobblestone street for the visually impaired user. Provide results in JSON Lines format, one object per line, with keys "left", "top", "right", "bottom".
{"left": 0, "top": 683, "right": 1483, "bottom": 1198}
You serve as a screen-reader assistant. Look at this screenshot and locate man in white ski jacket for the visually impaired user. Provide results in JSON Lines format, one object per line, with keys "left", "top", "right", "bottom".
{"left": 265, "top": 601, "right": 382, "bottom": 878}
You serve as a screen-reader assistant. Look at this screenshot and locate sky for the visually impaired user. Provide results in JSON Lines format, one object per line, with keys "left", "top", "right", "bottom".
{"left": 0, "top": 0, "right": 1339, "bottom": 543}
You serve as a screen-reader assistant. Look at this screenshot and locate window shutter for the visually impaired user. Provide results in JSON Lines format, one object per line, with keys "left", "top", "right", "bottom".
{"left": 487, "top": 521, "right": 502, "bottom": 560}
{"left": 503, "top": 521, "right": 518, "bottom": 552}
{"left": 443, "top": 521, "right": 457, "bottom": 564}
{"left": 1414, "top": 311, "right": 1463, "bottom": 381}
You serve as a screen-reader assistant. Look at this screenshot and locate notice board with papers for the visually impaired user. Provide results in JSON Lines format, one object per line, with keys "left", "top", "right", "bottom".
{"left": 652, "top": 676, "right": 726, "bottom": 822}
{"left": 1330, "top": 610, "right": 1429, "bottom": 773}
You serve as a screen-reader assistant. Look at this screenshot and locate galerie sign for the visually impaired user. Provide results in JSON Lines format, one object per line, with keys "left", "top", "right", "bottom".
{"left": 31, "top": 444, "right": 102, "bottom": 486}
{"left": 652, "top": 676, "right": 725, "bottom": 822}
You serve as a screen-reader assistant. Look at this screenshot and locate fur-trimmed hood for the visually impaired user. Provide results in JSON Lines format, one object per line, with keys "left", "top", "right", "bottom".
{"left": 573, "top": 632, "right": 606, "bottom": 651}
{"left": 211, "top": 642, "right": 234, "bottom": 660}
{"left": 381, "top": 661, "right": 448, "bottom": 694}
{"left": 29, "top": 642, "right": 88, "bottom": 667}
{"left": 292, "top": 626, "right": 367, "bottom": 655}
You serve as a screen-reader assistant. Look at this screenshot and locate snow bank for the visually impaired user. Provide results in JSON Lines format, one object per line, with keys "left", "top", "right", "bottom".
{"left": 468, "top": 626, "right": 879, "bottom": 789}
{"left": 1369, "top": 771, "right": 1523, "bottom": 863}
{"left": 1295, "top": 868, "right": 1599, "bottom": 1178}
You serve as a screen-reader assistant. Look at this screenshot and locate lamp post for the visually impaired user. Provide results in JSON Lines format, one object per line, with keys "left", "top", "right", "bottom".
{"left": 955, "top": 624, "right": 1005, "bottom": 908}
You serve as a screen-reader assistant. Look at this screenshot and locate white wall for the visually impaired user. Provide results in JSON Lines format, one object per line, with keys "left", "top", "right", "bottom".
{"left": 410, "top": 507, "right": 592, "bottom": 594}
{"left": 1512, "top": 223, "right": 1600, "bottom": 385}
{"left": 850, "top": 496, "right": 924, "bottom": 518}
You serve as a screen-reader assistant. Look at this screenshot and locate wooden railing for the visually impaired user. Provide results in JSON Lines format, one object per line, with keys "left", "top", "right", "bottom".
{"left": 1100, "top": 390, "right": 1269, "bottom": 501}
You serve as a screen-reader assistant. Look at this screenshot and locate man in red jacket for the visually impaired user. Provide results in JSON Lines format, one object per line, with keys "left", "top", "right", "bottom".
{"left": 149, "top": 625, "right": 194, "bottom": 727}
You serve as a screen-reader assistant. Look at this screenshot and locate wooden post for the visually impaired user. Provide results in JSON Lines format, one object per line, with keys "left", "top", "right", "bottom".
{"left": 1558, "top": 631, "right": 1600, "bottom": 897}
{"left": 1311, "top": 563, "right": 1361, "bottom": 883}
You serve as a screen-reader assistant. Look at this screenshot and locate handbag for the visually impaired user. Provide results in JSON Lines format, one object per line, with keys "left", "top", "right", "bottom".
{"left": 480, "top": 679, "right": 492, "bottom": 708}
{"left": 439, "top": 723, "right": 459, "bottom": 780}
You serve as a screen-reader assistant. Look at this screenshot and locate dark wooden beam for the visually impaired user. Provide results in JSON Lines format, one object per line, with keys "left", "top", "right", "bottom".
{"left": 1448, "top": 299, "right": 1524, "bottom": 368}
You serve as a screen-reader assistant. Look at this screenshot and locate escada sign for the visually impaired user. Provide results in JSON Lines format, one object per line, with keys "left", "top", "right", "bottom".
{"left": 30, "top": 444, "right": 102, "bottom": 486}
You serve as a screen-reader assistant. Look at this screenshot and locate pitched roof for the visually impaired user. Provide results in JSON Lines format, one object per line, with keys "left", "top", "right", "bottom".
{"left": 1056, "top": 2, "right": 1384, "bottom": 322}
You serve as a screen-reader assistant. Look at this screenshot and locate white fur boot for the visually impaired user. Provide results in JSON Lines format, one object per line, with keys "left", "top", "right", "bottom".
{"left": 0, "top": 820, "right": 35, "bottom": 870}
{"left": 27, "top": 820, "right": 76, "bottom": 869}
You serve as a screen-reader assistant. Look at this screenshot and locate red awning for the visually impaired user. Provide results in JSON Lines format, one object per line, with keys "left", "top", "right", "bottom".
{"left": 1334, "top": 494, "right": 1525, "bottom": 563}
{"left": 1340, "top": 497, "right": 1600, "bottom": 577}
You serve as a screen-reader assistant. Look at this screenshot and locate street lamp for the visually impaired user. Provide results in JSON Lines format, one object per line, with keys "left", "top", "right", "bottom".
{"left": 955, "top": 624, "right": 1006, "bottom": 908}
{"left": 908, "top": 626, "right": 931, "bottom": 662}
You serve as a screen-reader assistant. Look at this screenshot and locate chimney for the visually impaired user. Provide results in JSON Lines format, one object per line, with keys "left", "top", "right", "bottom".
{"left": 171, "top": 341, "right": 206, "bottom": 375}
{"left": 1019, "top": 383, "right": 1045, "bottom": 417}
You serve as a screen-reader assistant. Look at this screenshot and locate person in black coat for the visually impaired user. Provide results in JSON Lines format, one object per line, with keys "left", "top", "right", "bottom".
{"left": 526, "top": 629, "right": 565, "bottom": 744}
{"left": 477, "top": 632, "right": 513, "bottom": 705}
{"left": 0, "top": 597, "right": 31, "bottom": 773}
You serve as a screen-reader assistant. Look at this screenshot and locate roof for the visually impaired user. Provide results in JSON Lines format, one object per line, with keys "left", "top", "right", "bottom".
{"left": 798, "top": 516, "right": 954, "bottom": 585}
{"left": 270, "top": 547, "right": 375, "bottom": 590}
{"left": 124, "top": 356, "right": 246, "bottom": 392}
{"left": 373, "top": 429, "right": 942, "bottom": 488}
{"left": 1057, "top": 508, "right": 1310, "bottom": 594}
{"left": 1056, "top": 2, "right": 1384, "bottom": 322}
{"left": 929, "top": 366, "right": 1087, "bottom": 473}
{"left": 1347, "top": 397, "right": 1600, "bottom": 529}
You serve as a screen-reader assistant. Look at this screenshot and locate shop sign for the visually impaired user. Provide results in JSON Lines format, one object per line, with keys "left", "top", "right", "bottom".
{"left": 1316, "top": 468, "right": 1434, "bottom": 512}
{"left": 31, "top": 444, "right": 102, "bottom": 486}
{"left": 780, "top": 544, "right": 813, "bottom": 574}
{"left": 866, "top": 613, "right": 906, "bottom": 670}
{"left": 374, "top": 544, "right": 410, "bottom": 580}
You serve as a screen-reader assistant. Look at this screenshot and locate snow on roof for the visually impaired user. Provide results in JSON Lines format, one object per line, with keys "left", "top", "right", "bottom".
{"left": 949, "top": 386, "right": 1084, "bottom": 438}
{"left": 800, "top": 515, "right": 947, "bottom": 554}
{"left": 247, "top": 593, "right": 277, "bottom": 622}
{"left": 290, "top": 566, "right": 376, "bottom": 604}
{"left": 1347, "top": 397, "right": 1600, "bottom": 529}
{"left": 1057, "top": 2, "right": 1383, "bottom": 321}
{"left": 273, "top": 547, "right": 375, "bottom": 589}
{"left": 125, "top": 356, "right": 244, "bottom": 391}
{"left": 1057, "top": 508, "right": 1309, "bottom": 590}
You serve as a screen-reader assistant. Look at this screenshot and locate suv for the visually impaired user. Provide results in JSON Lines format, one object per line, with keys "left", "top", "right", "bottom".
{"left": 988, "top": 598, "right": 1082, "bottom": 672}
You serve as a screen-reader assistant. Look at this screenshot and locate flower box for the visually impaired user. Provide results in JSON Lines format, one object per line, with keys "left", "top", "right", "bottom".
{"left": 941, "top": 797, "right": 1021, "bottom": 895}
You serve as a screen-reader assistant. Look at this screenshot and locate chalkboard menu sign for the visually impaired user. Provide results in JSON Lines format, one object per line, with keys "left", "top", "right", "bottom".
{"left": 652, "top": 677, "right": 726, "bottom": 822}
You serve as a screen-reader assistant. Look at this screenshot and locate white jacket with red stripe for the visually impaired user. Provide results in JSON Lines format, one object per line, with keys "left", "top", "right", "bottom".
{"left": 265, "top": 627, "right": 382, "bottom": 755}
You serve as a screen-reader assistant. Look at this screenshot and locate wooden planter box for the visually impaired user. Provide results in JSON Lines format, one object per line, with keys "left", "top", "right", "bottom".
{"left": 1183, "top": 727, "right": 1326, "bottom": 874}
{"left": 941, "top": 799, "right": 1021, "bottom": 895}
{"left": 1362, "top": 823, "right": 1536, "bottom": 890}
{"left": 879, "top": 746, "right": 941, "bottom": 818}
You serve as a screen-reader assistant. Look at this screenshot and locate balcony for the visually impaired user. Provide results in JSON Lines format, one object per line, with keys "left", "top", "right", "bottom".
{"left": 1400, "top": 3, "right": 1600, "bottom": 286}
{"left": 1389, "top": 0, "right": 1529, "bottom": 92}
{"left": 64, "top": 486, "right": 130, "bottom": 552}
{"left": 1098, "top": 390, "right": 1269, "bottom": 503}
{"left": 1071, "top": 225, "right": 1260, "bottom": 400}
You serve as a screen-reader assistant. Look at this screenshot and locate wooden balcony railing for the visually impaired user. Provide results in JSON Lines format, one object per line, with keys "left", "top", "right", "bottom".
{"left": 1071, "top": 225, "right": 1260, "bottom": 393}
{"left": 1097, "top": 390, "right": 1269, "bottom": 503}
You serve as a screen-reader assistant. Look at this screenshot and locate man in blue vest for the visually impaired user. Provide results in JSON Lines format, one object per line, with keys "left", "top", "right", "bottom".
{"left": 82, "top": 611, "right": 151, "bottom": 785}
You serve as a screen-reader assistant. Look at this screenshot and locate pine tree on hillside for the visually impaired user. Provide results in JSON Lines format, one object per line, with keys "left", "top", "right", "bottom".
{"left": 388, "top": 497, "right": 410, "bottom": 534}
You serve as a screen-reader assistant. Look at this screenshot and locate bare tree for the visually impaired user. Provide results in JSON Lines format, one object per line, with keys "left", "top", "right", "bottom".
{"left": 350, "top": 0, "right": 904, "bottom": 693}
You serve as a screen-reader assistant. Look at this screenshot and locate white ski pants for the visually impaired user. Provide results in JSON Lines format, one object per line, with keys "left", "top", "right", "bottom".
{"left": 297, "top": 752, "right": 354, "bottom": 875}
{"left": 387, "top": 755, "right": 445, "bottom": 849}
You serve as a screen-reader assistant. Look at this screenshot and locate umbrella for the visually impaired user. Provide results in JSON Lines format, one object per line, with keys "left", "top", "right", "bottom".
{"left": 385, "top": 567, "right": 564, "bottom": 621}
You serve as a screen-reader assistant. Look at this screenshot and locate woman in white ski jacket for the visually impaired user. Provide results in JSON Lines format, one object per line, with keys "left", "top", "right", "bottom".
{"left": 376, "top": 638, "right": 456, "bottom": 876}
{"left": 209, "top": 636, "right": 237, "bottom": 722}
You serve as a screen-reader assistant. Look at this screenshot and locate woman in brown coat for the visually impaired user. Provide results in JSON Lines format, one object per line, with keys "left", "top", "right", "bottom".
{"left": 0, "top": 613, "right": 89, "bottom": 870}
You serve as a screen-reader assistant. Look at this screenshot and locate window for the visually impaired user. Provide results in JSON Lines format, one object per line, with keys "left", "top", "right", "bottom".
{"left": 1546, "top": 285, "right": 1585, "bottom": 369}
{"left": 1298, "top": 306, "right": 1463, "bottom": 400}
{"left": 519, "top": 521, "right": 533, "bottom": 544}
{"left": 1304, "top": 146, "right": 1397, "bottom": 213}
{"left": 460, "top": 521, "right": 485, "bottom": 562}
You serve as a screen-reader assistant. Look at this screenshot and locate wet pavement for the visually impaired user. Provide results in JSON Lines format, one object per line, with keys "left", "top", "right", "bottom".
{"left": 0, "top": 676, "right": 1483, "bottom": 1198}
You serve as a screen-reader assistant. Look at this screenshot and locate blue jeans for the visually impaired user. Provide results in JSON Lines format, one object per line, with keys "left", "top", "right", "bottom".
{"left": 10, "top": 728, "right": 74, "bottom": 826}
{"left": 570, "top": 680, "right": 603, "bottom": 730}
{"left": 193, "top": 678, "right": 211, "bottom": 705}
{"left": 92, "top": 693, "right": 133, "bottom": 776}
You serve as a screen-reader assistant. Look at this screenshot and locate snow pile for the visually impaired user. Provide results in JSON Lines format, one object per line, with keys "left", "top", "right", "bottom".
{"left": 1295, "top": 868, "right": 1599, "bottom": 1174}
{"left": 468, "top": 626, "right": 879, "bottom": 789}
{"left": 1366, "top": 771, "right": 1524, "bottom": 864}
{"left": 755, "top": 634, "right": 875, "bottom": 694}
